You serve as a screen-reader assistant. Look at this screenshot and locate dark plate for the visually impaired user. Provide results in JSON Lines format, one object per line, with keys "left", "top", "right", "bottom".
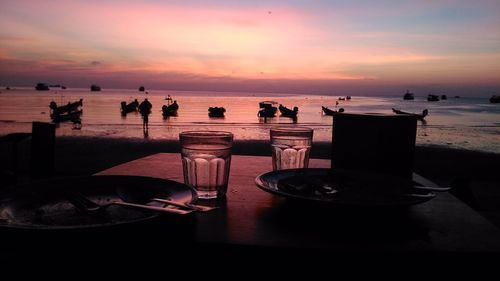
{"left": 255, "top": 168, "right": 436, "bottom": 207}
{"left": 0, "top": 175, "right": 196, "bottom": 229}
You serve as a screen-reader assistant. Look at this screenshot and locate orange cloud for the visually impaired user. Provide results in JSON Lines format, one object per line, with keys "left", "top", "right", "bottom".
{"left": 2, "top": 0, "right": 500, "bottom": 88}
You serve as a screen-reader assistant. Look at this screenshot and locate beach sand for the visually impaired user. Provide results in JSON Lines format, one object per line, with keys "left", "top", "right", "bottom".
{"left": 1, "top": 136, "right": 499, "bottom": 228}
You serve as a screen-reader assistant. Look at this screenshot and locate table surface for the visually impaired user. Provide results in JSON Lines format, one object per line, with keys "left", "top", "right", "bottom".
{"left": 96, "top": 153, "right": 500, "bottom": 254}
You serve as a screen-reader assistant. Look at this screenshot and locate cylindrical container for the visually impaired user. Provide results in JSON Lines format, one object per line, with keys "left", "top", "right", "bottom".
{"left": 270, "top": 127, "right": 313, "bottom": 171}
{"left": 180, "top": 131, "right": 233, "bottom": 199}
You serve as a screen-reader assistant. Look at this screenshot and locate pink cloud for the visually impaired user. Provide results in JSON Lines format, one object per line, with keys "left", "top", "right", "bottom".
{"left": 1, "top": 0, "right": 500, "bottom": 92}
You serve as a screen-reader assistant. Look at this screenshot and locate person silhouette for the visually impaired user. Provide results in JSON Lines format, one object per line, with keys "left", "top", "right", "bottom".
{"left": 139, "top": 98, "right": 152, "bottom": 130}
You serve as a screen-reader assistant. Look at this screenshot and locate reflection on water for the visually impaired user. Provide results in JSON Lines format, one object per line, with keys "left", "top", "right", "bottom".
{"left": 0, "top": 88, "right": 499, "bottom": 153}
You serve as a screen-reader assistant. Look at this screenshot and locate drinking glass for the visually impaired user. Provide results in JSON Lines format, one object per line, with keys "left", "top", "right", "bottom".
{"left": 179, "top": 131, "right": 233, "bottom": 199}
{"left": 270, "top": 127, "right": 313, "bottom": 170}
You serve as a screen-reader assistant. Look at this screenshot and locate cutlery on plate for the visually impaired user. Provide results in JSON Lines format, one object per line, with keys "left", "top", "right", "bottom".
{"left": 151, "top": 198, "right": 218, "bottom": 212}
{"left": 401, "top": 193, "right": 436, "bottom": 198}
{"left": 411, "top": 186, "right": 451, "bottom": 192}
{"left": 66, "top": 192, "right": 193, "bottom": 215}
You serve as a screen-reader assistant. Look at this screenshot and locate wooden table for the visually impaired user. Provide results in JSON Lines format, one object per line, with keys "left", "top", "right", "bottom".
{"left": 96, "top": 153, "right": 500, "bottom": 259}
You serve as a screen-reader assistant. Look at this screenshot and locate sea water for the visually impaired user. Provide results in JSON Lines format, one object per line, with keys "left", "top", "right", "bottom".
{"left": 0, "top": 87, "right": 499, "bottom": 153}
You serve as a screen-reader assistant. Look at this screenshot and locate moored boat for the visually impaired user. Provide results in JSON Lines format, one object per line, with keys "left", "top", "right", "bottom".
{"left": 35, "top": 83, "right": 50, "bottom": 91}
{"left": 120, "top": 99, "right": 139, "bottom": 115}
{"left": 322, "top": 106, "right": 344, "bottom": 116}
{"left": 208, "top": 107, "right": 226, "bottom": 117}
{"left": 49, "top": 99, "right": 83, "bottom": 116}
{"left": 49, "top": 99, "right": 83, "bottom": 122}
{"left": 427, "top": 94, "right": 439, "bottom": 101}
{"left": 52, "top": 110, "right": 82, "bottom": 123}
{"left": 490, "top": 95, "right": 500, "bottom": 103}
{"left": 258, "top": 101, "right": 278, "bottom": 117}
{"left": 90, "top": 84, "right": 101, "bottom": 91}
{"left": 278, "top": 104, "right": 298, "bottom": 118}
{"left": 403, "top": 90, "right": 414, "bottom": 100}
{"left": 162, "top": 97, "right": 179, "bottom": 116}
{"left": 392, "top": 108, "right": 428, "bottom": 121}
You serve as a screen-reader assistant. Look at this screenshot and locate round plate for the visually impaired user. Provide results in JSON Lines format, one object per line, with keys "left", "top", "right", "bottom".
{"left": 255, "top": 168, "right": 436, "bottom": 207}
{"left": 0, "top": 175, "right": 196, "bottom": 229}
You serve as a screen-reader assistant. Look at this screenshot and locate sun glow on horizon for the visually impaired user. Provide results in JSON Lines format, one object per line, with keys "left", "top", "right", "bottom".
{"left": 1, "top": 0, "right": 500, "bottom": 94}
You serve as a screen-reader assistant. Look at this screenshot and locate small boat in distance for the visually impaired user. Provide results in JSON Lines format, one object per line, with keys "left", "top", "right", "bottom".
{"left": 90, "top": 84, "right": 101, "bottom": 91}
{"left": 162, "top": 95, "right": 179, "bottom": 117}
{"left": 278, "top": 104, "right": 298, "bottom": 118}
{"left": 441, "top": 94, "right": 447, "bottom": 100}
{"left": 49, "top": 99, "right": 83, "bottom": 115}
{"left": 120, "top": 99, "right": 139, "bottom": 116}
{"left": 139, "top": 86, "right": 145, "bottom": 92}
{"left": 427, "top": 94, "right": 439, "bottom": 102}
{"left": 258, "top": 101, "right": 278, "bottom": 117}
{"left": 49, "top": 99, "right": 83, "bottom": 122}
{"left": 208, "top": 107, "right": 226, "bottom": 118}
{"left": 322, "top": 106, "right": 344, "bottom": 116}
{"left": 35, "top": 83, "right": 50, "bottom": 91}
{"left": 52, "top": 110, "right": 82, "bottom": 123}
{"left": 392, "top": 108, "right": 428, "bottom": 121}
{"left": 489, "top": 95, "right": 500, "bottom": 103}
{"left": 403, "top": 90, "right": 414, "bottom": 100}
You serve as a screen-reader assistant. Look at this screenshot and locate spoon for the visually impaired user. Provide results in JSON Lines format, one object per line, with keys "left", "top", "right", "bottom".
{"left": 151, "top": 198, "right": 218, "bottom": 212}
{"left": 115, "top": 184, "right": 212, "bottom": 211}
{"left": 66, "top": 192, "right": 193, "bottom": 215}
{"left": 411, "top": 186, "right": 451, "bottom": 192}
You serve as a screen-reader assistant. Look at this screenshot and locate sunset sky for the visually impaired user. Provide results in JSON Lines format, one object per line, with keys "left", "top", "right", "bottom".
{"left": 1, "top": 0, "right": 499, "bottom": 95}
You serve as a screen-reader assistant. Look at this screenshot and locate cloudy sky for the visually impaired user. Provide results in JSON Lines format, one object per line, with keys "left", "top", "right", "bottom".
{"left": 1, "top": 0, "right": 499, "bottom": 95}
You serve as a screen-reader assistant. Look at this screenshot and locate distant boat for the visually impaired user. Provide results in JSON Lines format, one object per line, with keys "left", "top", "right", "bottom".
{"left": 392, "top": 108, "right": 428, "bottom": 121}
{"left": 403, "top": 90, "right": 414, "bottom": 100}
{"left": 427, "top": 94, "right": 439, "bottom": 102}
{"left": 49, "top": 98, "right": 83, "bottom": 115}
{"left": 208, "top": 107, "right": 226, "bottom": 118}
{"left": 441, "top": 94, "right": 447, "bottom": 100}
{"left": 49, "top": 99, "right": 83, "bottom": 122}
{"left": 346, "top": 96, "right": 351, "bottom": 100}
{"left": 90, "top": 84, "right": 101, "bottom": 91}
{"left": 278, "top": 104, "right": 298, "bottom": 118}
{"left": 490, "top": 95, "right": 500, "bottom": 103}
{"left": 322, "top": 106, "right": 344, "bottom": 116}
{"left": 139, "top": 86, "right": 145, "bottom": 92}
{"left": 162, "top": 97, "right": 179, "bottom": 116}
{"left": 35, "top": 83, "right": 50, "bottom": 91}
{"left": 52, "top": 110, "right": 82, "bottom": 123}
{"left": 258, "top": 101, "right": 278, "bottom": 117}
{"left": 120, "top": 99, "right": 139, "bottom": 115}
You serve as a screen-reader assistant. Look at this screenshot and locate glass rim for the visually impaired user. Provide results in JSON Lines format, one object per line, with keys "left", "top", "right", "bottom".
{"left": 179, "top": 130, "right": 234, "bottom": 138}
{"left": 270, "top": 126, "right": 313, "bottom": 133}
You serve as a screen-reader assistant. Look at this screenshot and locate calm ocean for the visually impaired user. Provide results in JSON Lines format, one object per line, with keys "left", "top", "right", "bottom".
{"left": 1, "top": 87, "right": 499, "bottom": 153}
